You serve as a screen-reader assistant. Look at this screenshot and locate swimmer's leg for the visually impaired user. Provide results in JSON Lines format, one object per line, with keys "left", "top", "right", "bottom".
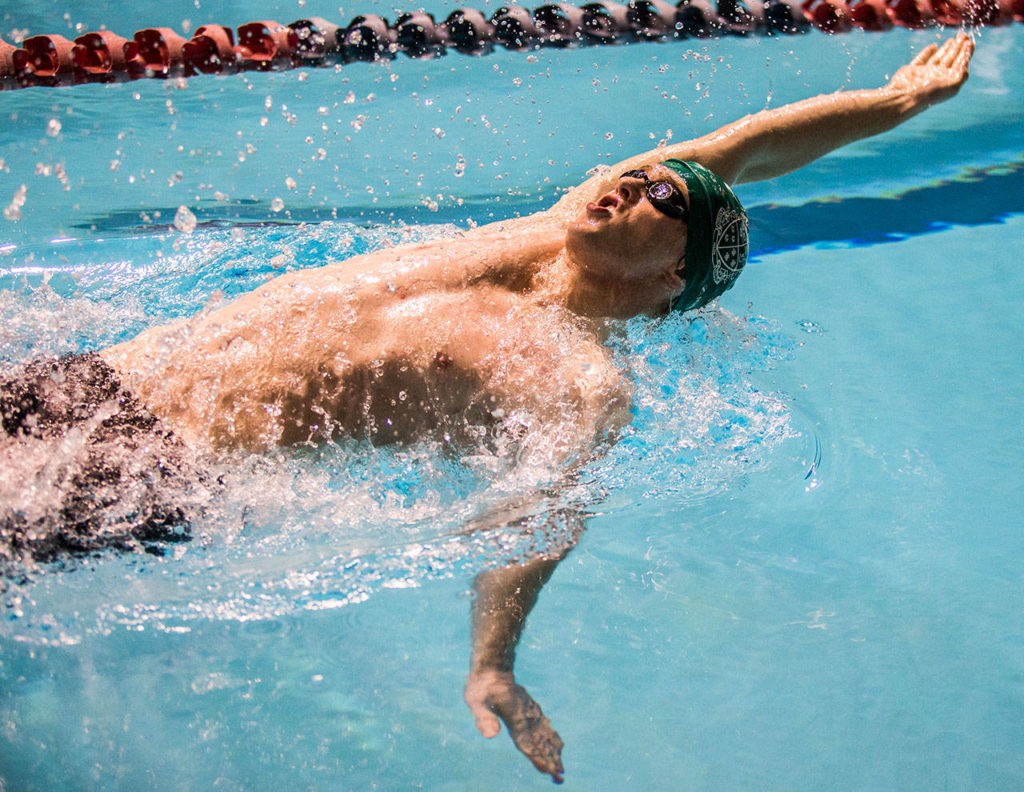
{"left": 464, "top": 552, "right": 568, "bottom": 784}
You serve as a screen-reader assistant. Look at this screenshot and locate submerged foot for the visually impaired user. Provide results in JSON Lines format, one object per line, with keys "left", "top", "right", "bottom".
{"left": 465, "top": 669, "right": 565, "bottom": 783}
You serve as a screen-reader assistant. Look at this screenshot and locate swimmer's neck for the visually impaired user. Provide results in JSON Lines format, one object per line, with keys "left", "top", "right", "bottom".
{"left": 534, "top": 250, "right": 674, "bottom": 320}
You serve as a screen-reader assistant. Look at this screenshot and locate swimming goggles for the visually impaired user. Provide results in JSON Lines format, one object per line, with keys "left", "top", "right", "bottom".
{"left": 620, "top": 169, "right": 689, "bottom": 223}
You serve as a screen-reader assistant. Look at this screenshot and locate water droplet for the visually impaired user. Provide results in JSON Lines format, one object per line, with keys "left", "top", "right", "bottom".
{"left": 174, "top": 205, "right": 197, "bottom": 234}
{"left": 796, "top": 320, "right": 826, "bottom": 334}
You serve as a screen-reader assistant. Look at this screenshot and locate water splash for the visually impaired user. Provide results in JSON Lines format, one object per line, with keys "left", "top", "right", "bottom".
{"left": 1, "top": 222, "right": 800, "bottom": 643}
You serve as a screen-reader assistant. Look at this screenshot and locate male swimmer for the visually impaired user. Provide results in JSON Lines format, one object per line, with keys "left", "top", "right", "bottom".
{"left": 0, "top": 34, "right": 974, "bottom": 782}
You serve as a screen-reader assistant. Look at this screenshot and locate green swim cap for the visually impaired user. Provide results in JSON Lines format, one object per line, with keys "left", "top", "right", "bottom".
{"left": 661, "top": 159, "right": 748, "bottom": 312}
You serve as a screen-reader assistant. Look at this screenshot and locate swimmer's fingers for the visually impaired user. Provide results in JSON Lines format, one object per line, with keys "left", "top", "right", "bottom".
{"left": 465, "top": 669, "right": 565, "bottom": 783}
{"left": 910, "top": 42, "right": 939, "bottom": 67}
{"left": 952, "top": 35, "right": 975, "bottom": 76}
{"left": 938, "top": 33, "right": 969, "bottom": 69}
{"left": 934, "top": 35, "right": 959, "bottom": 67}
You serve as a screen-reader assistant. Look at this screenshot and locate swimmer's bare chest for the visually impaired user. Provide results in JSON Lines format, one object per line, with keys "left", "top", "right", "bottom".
{"left": 105, "top": 228, "right": 624, "bottom": 452}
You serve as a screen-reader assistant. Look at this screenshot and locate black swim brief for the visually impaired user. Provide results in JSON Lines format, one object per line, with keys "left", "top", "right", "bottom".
{"left": 1, "top": 353, "right": 197, "bottom": 564}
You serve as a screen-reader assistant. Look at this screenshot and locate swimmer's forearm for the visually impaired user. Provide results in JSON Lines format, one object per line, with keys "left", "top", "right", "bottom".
{"left": 469, "top": 555, "right": 562, "bottom": 672}
{"left": 702, "top": 33, "right": 974, "bottom": 185}
{"left": 699, "top": 87, "right": 922, "bottom": 185}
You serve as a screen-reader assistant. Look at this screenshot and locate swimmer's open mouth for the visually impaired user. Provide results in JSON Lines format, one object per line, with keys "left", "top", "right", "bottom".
{"left": 586, "top": 194, "right": 621, "bottom": 216}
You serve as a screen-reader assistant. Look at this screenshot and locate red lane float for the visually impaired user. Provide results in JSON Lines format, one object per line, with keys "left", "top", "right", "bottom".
{"left": 134, "top": 27, "right": 187, "bottom": 77}
{"left": 849, "top": 0, "right": 894, "bottom": 28}
{"left": 72, "top": 32, "right": 140, "bottom": 78}
{"left": 802, "top": 0, "right": 853, "bottom": 31}
{"left": 236, "top": 20, "right": 299, "bottom": 68}
{"left": 12, "top": 34, "right": 75, "bottom": 81}
{"left": 182, "top": 25, "right": 237, "bottom": 74}
{"left": 1, "top": 37, "right": 19, "bottom": 78}
{"left": 885, "top": 0, "right": 936, "bottom": 25}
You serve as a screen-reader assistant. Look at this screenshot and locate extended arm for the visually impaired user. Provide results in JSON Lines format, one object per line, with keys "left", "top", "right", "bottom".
{"left": 555, "top": 33, "right": 974, "bottom": 212}
{"left": 686, "top": 33, "right": 975, "bottom": 184}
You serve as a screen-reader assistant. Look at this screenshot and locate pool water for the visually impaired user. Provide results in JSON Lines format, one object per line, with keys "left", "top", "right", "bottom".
{"left": 2, "top": 2, "right": 1023, "bottom": 789}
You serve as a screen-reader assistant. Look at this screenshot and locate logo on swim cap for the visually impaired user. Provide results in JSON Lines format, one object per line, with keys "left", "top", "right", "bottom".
{"left": 711, "top": 208, "right": 748, "bottom": 286}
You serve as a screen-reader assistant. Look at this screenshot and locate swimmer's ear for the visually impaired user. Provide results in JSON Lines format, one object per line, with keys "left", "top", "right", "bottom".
{"left": 661, "top": 261, "right": 685, "bottom": 293}
{"left": 657, "top": 264, "right": 685, "bottom": 314}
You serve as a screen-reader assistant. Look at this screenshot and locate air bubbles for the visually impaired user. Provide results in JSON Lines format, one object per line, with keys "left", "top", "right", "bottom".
{"left": 45, "top": 119, "right": 61, "bottom": 137}
{"left": 454, "top": 155, "right": 466, "bottom": 178}
{"left": 285, "top": 177, "right": 297, "bottom": 190}
{"left": 796, "top": 320, "right": 826, "bottom": 333}
{"left": 270, "top": 197, "right": 284, "bottom": 213}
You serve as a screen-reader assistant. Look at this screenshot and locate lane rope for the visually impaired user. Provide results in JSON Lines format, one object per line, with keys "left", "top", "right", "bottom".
{"left": 1, "top": 0, "right": 1018, "bottom": 89}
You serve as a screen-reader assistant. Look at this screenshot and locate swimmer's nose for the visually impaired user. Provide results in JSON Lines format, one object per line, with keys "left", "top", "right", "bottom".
{"left": 616, "top": 175, "right": 644, "bottom": 206}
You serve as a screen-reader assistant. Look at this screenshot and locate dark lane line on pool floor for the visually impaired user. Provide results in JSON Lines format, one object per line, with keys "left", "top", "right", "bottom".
{"left": 747, "top": 159, "right": 1024, "bottom": 258}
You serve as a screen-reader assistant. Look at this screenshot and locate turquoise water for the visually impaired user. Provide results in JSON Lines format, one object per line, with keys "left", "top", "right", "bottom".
{"left": 2, "top": 3, "right": 1023, "bottom": 789}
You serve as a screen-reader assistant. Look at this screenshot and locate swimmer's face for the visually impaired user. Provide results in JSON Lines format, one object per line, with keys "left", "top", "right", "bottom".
{"left": 566, "top": 164, "right": 689, "bottom": 293}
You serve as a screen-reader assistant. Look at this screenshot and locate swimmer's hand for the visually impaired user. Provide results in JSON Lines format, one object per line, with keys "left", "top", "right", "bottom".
{"left": 465, "top": 668, "right": 565, "bottom": 783}
{"left": 886, "top": 33, "right": 974, "bottom": 109}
